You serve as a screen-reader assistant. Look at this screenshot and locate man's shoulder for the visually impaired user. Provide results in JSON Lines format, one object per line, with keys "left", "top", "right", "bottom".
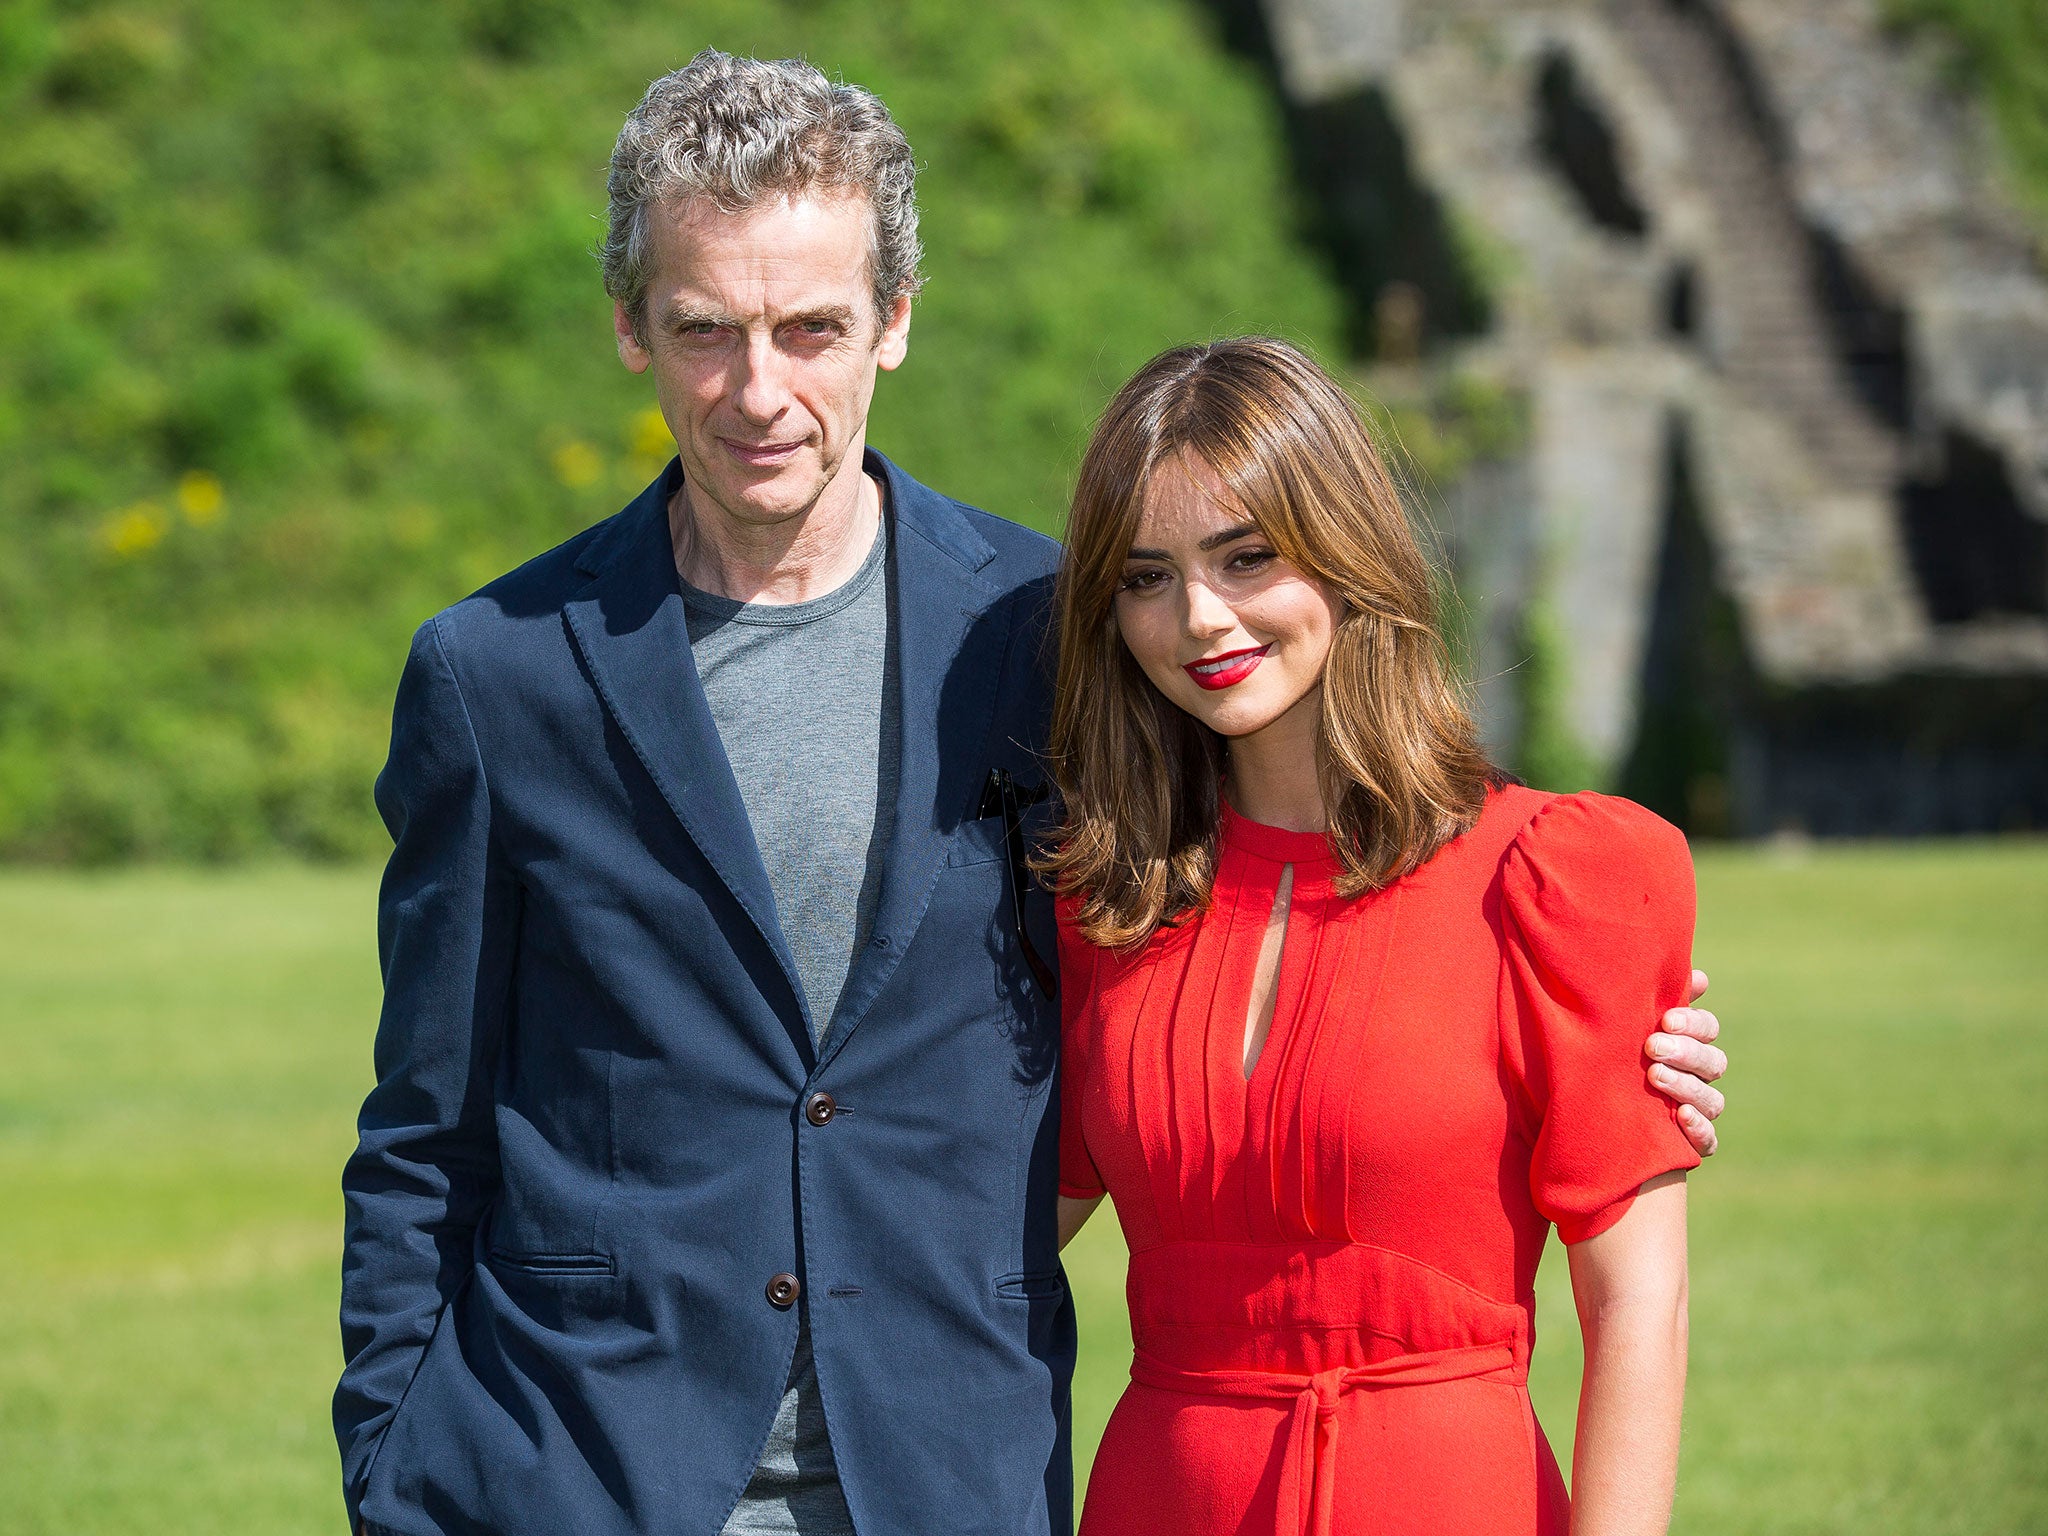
{"left": 876, "top": 451, "right": 1061, "bottom": 589}
{"left": 415, "top": 506, "right": 637, "bottom": 690}
{"left": 918, "top": 498, "right": 1059, "bottom": 646}
{"left": 430, "top": 508, "right": 625, "bottom": 641}
{"left": 946, "top": 496, "right": 1062, "bottom": 579}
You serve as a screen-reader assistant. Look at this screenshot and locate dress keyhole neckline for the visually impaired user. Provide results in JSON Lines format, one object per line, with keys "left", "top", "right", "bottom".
{"left": 1242, "top": 862, "right": 1294, "bottom": 1081}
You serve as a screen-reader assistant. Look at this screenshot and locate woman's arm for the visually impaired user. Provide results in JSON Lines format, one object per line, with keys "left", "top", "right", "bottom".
{"left": 1058, "top": 1194, "right": 1104, "bottom": 1250}
{"left": 1565, "top": 1170, "right": 1689, "bottom": 1536}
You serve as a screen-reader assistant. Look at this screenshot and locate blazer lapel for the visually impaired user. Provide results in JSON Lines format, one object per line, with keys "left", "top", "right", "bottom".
{"left": 818, "top": 451, "right": 1010, "bottom": 1068}
{"left": 562, "top": 466, "right": 812, "bottom": 1048}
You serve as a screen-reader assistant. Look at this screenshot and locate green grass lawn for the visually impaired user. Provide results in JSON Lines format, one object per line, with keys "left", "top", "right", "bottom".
{"left": 2, "top": 841, "right": 2044, "bottom": 1534}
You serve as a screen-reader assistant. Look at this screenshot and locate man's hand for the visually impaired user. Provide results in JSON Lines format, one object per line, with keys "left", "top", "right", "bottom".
{"left": 1647, "top": 968, "right": 1726, "bottom": 1156}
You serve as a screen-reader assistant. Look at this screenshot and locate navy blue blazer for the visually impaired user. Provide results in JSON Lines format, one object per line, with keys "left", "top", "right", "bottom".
{"left": 336, "top": 451, "right": 1071, "bottom": 1536}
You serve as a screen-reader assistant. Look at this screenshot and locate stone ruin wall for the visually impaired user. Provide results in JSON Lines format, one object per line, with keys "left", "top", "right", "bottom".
{"left": 1248, "top": 0, "right": 2048, "bottom": 832}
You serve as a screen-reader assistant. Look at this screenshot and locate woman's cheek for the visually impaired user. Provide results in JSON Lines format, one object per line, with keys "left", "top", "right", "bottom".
{"left": 1118, "top": 607, "right": 1171, "bottom": 679}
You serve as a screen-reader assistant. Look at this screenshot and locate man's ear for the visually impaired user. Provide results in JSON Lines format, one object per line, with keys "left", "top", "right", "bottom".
{"left": 876, "top": 293, "right": 912, "bottom": 373}
{"left": 615, "top": 302, "right": 652, "bottom": 374}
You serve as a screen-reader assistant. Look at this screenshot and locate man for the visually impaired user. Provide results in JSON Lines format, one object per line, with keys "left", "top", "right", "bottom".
{"left": 336, "top": 51, "right": 1728, "bottom": 1536}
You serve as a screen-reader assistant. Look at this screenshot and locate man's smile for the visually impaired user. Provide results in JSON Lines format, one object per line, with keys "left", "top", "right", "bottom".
{"left": 719, "top": 436, "right": 806, "bottom": 467}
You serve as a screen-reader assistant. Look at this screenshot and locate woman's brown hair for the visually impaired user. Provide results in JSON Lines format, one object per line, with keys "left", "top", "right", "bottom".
{"left": 1040, "top": 337, "right": 1503, "bottom": 949}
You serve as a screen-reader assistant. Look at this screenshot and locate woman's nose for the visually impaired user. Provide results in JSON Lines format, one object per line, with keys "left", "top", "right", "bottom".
{"left": 1182, "top": 578, "right": 1236, "bottom": 640}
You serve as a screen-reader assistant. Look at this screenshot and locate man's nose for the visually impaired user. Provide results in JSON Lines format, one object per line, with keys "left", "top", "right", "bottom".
{"left": 731, "top": 331, "right": 790, "bottom": 425}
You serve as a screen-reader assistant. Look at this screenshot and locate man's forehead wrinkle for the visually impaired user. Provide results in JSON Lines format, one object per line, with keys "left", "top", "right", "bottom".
{"left": 658, "top": 256, "right": 866, "bottom": 317}
{"left": 663, "top": 184, "right": 870, "bottom": 226}
{"left": 665, "top": 196, "right": 871, "bottom": 260}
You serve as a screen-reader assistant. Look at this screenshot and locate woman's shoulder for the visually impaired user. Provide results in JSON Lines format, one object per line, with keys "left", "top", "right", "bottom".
{"left": 1054, "top": 892, "right": 1194, "bottom": 950}
{"left": 1497, "top": 788, "right": 1694, "bottom": 931}
{"left": 1053, "top": 889, "right": 1199, "bottom": 993}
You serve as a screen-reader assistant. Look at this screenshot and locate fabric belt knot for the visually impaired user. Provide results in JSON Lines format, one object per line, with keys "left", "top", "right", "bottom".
{"left": 1129, "top": 1340, "right": 1518, "bottom": 1536}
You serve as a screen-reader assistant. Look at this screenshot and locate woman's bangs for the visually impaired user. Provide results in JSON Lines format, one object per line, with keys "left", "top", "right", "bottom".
{"left": 1199, "top": 426, "right": 1336, "bottom": 585}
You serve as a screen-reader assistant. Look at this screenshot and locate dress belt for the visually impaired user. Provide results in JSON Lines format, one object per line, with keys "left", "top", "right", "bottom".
{"left": 1129, "top": 1340, "right": 1518, "bottom": 1536}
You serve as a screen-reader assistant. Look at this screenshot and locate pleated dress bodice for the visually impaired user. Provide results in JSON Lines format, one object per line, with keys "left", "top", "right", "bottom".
{"left": 1059, "top": 786, "right": 1701, "bottom": 1535}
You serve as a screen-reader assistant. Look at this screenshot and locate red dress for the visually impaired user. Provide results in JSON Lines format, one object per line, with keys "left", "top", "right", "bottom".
{"left": 1059, "top": 787, "right": 1701, "bottom": 1536}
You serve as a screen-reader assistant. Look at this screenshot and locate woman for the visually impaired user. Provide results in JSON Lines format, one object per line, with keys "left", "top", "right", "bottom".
{"left": 1045, "top": 338, "right": 1696, "bottom": 1535}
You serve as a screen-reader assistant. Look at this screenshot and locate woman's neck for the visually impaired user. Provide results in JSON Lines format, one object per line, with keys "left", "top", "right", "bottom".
{"left": 1224, "top": 689, "right": 1328, "bottom": 833}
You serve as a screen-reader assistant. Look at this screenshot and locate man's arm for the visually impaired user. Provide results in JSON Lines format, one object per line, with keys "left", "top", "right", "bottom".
{"left": 1646, "top": 969, "right": 1727, "bottom": 1157}
{"left": 335, "top": 617, "right": 517, "bottom": 1529}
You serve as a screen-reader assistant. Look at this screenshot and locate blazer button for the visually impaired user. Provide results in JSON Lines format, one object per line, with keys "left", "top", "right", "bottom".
{"left": 766, "top": 1273, "right": 801, "bottom": 1310}
{"left": 804, "top": 1091, "right": 837, "bottom": 1127}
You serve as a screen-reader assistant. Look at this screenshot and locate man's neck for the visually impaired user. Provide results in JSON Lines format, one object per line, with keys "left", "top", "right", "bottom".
{"left": 670, "top": 454, "right": 882, "bottom": 606}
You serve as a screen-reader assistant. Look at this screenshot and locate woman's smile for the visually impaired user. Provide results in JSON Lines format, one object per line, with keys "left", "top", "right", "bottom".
{"left": 1183, "top": 644, "right": 1270, "bottom": 690}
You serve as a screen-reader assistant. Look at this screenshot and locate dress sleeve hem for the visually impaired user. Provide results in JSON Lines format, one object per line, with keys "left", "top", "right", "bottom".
{"left": 1555, "top": 1157, "right": 1697, "bottom": 1245}
{"left": 1558, "top": 1192, "right": 1634, "bottom": 1246}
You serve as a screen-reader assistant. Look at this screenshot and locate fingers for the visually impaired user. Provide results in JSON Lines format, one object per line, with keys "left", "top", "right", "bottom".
{"left": 1648, "top": 1029, "right": 1727, "bottom": 1085}
{"left": 1661, "top": 980, "right": 1723, "bottom": 1158}
{"left": 1676, "top": 1103, "right": 1718, "bottom": 1157}
{"left": 1658, "top": 1004, "right": 1720, "bottom": 1047}
{"left": 1648, "top": 1055, "right": 1727, "bottom": 1120}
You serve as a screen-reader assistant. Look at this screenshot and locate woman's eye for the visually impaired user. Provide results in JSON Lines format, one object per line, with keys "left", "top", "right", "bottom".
{"left": 1228, "top": 548, "right": 1277, "bottom": 572}
{"left": 1118, "top": 569, "right": 1166, "bottom": 593}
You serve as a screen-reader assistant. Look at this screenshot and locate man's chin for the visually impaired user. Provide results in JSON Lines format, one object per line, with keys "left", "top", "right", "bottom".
{"left": 698, "top": 472, "right": 831, "bottom": 528}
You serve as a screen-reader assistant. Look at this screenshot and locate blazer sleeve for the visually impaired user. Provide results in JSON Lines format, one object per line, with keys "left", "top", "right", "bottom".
{"left": 1499, "top": 793, "right": 1702, "bottom": 1244}
{"left": 334, "top": 616, "right": 518, "bottom": 1522}
{"left": 1055, "top": 898, "right": 1108, "bottom": 1201}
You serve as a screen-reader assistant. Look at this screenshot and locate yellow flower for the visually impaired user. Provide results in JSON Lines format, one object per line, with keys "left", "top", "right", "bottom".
{"left": 177, "top": 470, "right": 225, "bottom": 526}
{"left": 390, "top": 504, "right": 435, "bottom": 551}
{"left": 100, "top": 502, "right": 168, "bottom": 558}
{"left": 625, "top": 452, "right": 670, "bottom": 489}
{"left": 628, "top": 406, "right": 673, "bottom": 459}
{"left": 552, "top": 440, "right": 603, "bottom": 489}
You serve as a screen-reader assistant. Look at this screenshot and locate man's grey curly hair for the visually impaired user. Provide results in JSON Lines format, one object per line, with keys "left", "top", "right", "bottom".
{"left": 601, "top": 50, "right": 924, "bottom": 344}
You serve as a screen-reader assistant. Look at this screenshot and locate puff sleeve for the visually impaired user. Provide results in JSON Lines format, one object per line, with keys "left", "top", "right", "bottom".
{"left": 1501, "top": 793, "right": 1703, "bottom": 1244}
{"left": 1055, "top": 899, "right": 1108, "bottom": 1201}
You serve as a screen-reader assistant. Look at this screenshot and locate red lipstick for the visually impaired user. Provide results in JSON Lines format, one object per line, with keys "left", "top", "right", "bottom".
{"left": 1183, "top": 644, "right": 1269, "bottom": 691}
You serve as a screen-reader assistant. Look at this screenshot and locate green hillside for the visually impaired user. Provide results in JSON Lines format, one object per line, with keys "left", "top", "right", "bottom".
{"left": 1888, "top": 0, "right": 2048, "bottom": 220}
{"left": 0, "top": 0, "right": 2038, "bottom": 865}
{"left": 0, "top": 0, "right": 1345, "bottom": 861}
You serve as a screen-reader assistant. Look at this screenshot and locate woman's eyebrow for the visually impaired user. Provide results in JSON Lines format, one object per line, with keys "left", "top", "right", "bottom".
{"left": 1123, "top": 522, "right": 1262, "bottom": 562}
{"left": 1199, "top": 522, "right": 1262, "bottom": 551}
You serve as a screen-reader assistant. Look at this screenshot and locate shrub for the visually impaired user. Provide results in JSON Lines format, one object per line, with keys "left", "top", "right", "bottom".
{"left": 0, "top": 0, "right": 1345, "bottom": 861}
{"left": 0, "top": 124, "right": 126, "bottom": 246}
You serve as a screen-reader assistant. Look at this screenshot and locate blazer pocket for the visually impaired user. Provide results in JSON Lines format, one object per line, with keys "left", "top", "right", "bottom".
{"left": 945, "top": 814, "right": 1009, "bottom": 868}
{"left": 992, "top": 1270, "right": 1064, "bottom": 1301}
{"left": 487, "top": 1247, "right": 615, "bottom": 1278}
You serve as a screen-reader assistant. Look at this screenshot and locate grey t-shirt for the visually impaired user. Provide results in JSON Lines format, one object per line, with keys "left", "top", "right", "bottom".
{"left": 683, "top": 503, "right": 896, "bottom": 1536}
{"left": 684, "top": 510, "right": 896, "bottom": 1040}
